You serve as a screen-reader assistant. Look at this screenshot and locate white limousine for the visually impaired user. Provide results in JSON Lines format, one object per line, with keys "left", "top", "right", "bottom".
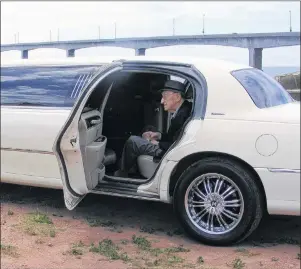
{"left": 1, "top": 56, "right": 300, "bottom": 246}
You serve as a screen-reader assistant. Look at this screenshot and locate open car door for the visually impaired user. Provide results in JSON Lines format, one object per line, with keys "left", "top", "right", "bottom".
{"left": 53, "top": 62, "right": 122, "bottom": 210}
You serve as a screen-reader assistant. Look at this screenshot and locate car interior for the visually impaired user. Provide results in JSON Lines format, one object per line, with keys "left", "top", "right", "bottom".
{"left": 77, "top": 70, "right": 193, "bottom": 189}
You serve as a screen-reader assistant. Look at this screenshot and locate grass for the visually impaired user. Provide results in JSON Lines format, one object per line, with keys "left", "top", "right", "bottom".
{"left": 35, "top": 239, "right": 44, "bottom": 244}
{"left": 21, "top": 211, "right": 56, "bottom": 237}
{"left": 151, "top": 259, "right": 162, "bottom": 266}
{"left": 132, "top": 235, "right": 190, "bottom": 257}
{"left": 0, "top": 244, "right": 19, "bottom": 257}
{"left": 29, "top": 212, "right": 53, "bottom": 224}
{"left": 132, "top": 235, "right": 151, "bottom": 250}
{"left": 130, "top": 234, "right": 190, "bottom": 268}
{"left": 150, "top": 245, "right": 190, "bottom": 257}
{"left": 142, "top": 254, "right": 185, "bottom": 268}
{"left": 197, "top": 256, "right": 204, "bottom": 264}
{"left": 86, "top": 217, "right": 116, "bottom": 228}
{"left": 49, "top": 230, "right": 56, "bottom": 237}
{"left": 86, "top": 217, "right": 123, "bottom": 233}
{"left": 73, "top": 241, "right": 85, "bottom": 248}
{"left": 70, "top": 248, "right": 83, "bottom": 256}
{"left": 183, "top": 263, "right": 198, "bottom": 268}
{"left": 89, "top": 239, "right": 129, "bottom": 262}
{"left": 232, "top": 258, "right": 245, "bottom": 269}
{"left": 297, "top": 253, "right": 301, "bottom": 260}
{"left": 143, "top": 259, "right": 158, "bottom": 267}
{"left": 131, "top": 235, "right": 189, "bottom": 268}
{"left": 67, "top": 241, "right": 86, "bottom": 256}
{"left": 165, "top": 246, "right": 190, "bottom": 253}
{"left": 149, "top": 248, "right": 164, "bottom": 256}
{"left": 8, "top": 210, "right": 14, "bottom": 216}
{"left": 167, "top": 255, "right": 184, "bottom": 264}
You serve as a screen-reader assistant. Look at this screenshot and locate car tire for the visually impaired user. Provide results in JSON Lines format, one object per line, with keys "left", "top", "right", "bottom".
{"left": 173, "top": 157, "right": 263, "bottom": 246}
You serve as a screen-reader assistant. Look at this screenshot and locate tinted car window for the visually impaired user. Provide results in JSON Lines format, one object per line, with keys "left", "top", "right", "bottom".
{"left": 1, "top": 65, "right": 99, "bottom": 107}
{"left": 231, "top": 68, "right": 293, "bottom": 108}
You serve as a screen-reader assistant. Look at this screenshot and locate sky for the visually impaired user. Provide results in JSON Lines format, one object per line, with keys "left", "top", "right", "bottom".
{"left": 1, "top": 1, "right": 300, "bottom": 66}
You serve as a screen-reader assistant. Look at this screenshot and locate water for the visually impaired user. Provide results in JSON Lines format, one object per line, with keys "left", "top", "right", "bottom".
{"left": 263, "top": 66, "right": 300, "bottom": 77}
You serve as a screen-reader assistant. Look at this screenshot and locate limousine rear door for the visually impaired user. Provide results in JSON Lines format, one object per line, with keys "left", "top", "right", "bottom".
{"left": 53, "top": 62, "right": 122, "bottom": 210}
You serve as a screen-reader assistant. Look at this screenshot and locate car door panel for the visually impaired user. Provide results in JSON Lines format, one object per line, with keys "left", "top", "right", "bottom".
{"left": 53, "top": 63, "right": 122, "bottom": 210}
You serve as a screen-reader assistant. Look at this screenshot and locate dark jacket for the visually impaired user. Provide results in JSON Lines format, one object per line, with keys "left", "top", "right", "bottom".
{"left": 159, "top": 100, "right": 192, "bottom": 152}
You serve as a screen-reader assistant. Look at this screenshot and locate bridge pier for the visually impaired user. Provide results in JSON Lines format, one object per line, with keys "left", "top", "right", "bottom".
{"left": 21, "top": 50, "right": 28, "bottom": 59}
{"left": 135, "top": 48, "right": 146, "bottom": 56}
{"left": 249, "top": 48, "right": 263, "bottom": 70}
{"left": 66, "top": 49, "right": 75, "bottom": 57}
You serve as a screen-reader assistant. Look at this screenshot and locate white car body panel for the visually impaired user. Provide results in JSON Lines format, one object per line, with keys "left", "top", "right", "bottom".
{"left": 1, "top": 56, "right": 300, "bottom": 217}
{"left": 255, "top": 168, "right": 300, "bottom": 215}
{"left": 1, "top": 107, "right": 69, "bottom": 188}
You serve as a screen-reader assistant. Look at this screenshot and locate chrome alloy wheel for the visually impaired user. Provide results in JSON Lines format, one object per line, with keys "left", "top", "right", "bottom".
{"left": 184, "top": 173, "right": 244, "bottom": 235}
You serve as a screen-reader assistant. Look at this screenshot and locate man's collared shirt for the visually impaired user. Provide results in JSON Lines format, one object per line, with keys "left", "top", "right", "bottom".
{"left": 171, "top": 101, "right": 184, "bottom": 119}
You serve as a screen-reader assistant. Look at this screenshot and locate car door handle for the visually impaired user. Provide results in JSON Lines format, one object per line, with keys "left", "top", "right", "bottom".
{"left": 70, "top": 137, "right": 77, "bottom": 147}
{"left": 91, "top": 119, "right": 101, "bottom": 125}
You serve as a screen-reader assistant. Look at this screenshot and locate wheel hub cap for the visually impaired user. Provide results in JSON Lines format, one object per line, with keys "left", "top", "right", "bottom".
{"left": 185, "top": 174, "right": 244, "bottom": 235}
{"left": 206, "top": 193, "right": 224, "bottom": 214}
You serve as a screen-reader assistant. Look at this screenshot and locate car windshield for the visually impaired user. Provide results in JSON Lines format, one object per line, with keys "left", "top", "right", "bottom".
{"left": 231, "top": 68, "right": 294, "bottom": 109}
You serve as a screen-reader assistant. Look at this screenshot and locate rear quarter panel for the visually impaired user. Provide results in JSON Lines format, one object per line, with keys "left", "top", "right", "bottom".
{"left": 161, "top": 64, "right": 300, "bottom": 214}
{"left": 164, "top": 118, "right": 300, "bottom": 215}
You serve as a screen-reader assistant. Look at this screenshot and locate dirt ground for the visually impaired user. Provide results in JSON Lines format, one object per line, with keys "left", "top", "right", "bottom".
{"left": 1, "top": 183, "right": 300, "bottom": 269}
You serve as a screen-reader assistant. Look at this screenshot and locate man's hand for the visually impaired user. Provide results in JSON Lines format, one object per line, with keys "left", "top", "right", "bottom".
{"left": 142, "top": 131, "right": 161, "bottom": 141}
{"left": 150, "top": 132, "right": 161, "bottom": 141}
{"left": 151, "top": 140, "right": 159, "bottom": 145}
{"left": 142, "top": 131, "right": 152, "bottom": 141}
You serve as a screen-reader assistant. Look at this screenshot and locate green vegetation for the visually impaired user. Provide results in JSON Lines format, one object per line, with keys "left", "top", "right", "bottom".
{"left": 167, "top": 255, "right": 184, "bottom": 264}
{"left": 232, "top": 258, "right": 245, "bottom": 269}
{"left": 132, "top": 235, "right": 151, "bottom": 250}
{"left": 7, "top": 210, "right": 14, "bottom": 216}
{"left": 28, "top": 212, "right": 53, "bottom": 224}
{"left": 197, "top": 256, "right": 204, "bottom": 264}
{"left": 89, "top": 239, "right": 129, "bottom": 262}
{"left": 0, "top": 244, "right": 19, "bottom": 257}
{"left": 86, "top": 217, "right": 116, "bottom": 227}
{"left": 20, "top": 211, "right": 56, "bottom": 237}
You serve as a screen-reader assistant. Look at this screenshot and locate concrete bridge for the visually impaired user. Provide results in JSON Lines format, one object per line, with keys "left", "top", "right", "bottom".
{"left": 1, "top": 32, "right": 300, "bottom": 69}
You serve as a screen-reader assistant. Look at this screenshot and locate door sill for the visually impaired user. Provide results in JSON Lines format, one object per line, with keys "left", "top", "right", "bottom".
{"left": 96, "top": 180, "right": 139, "bottom": 190}
{"left": 102, "top": 175, "right": 148, "bottom": 185}
{"left": 92, "top": 182, "right": 160, "bottom": 201}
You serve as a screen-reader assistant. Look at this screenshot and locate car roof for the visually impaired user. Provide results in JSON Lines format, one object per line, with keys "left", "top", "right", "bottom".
{"left": 1, "top": 55, "right": 251, "bottom": 73}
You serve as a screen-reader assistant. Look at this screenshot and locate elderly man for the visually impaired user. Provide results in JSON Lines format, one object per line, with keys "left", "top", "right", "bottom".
{"left": 114, "top": 80, "right": 192, "bottom": 177}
